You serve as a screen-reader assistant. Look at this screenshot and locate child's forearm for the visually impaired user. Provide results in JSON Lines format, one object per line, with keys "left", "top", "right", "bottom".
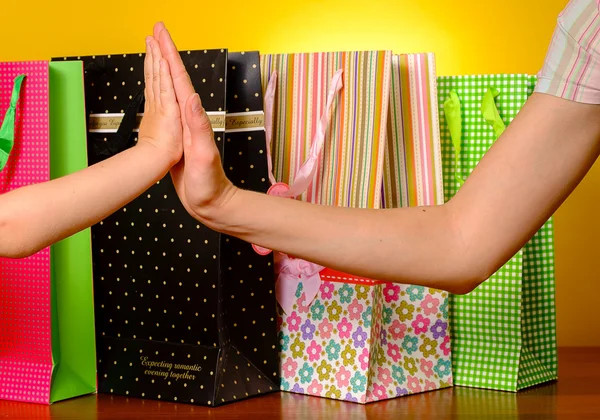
{"left": 0, "top": 141, "right": 173, "bottom": 258}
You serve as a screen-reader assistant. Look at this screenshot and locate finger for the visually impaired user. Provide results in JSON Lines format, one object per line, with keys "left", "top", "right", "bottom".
{"left": 185, "top": 93, "right": 214, "bottom": 151}
{"left": 151, "top": 39, "right": 162, "bottom": 108}
{"left": 144, "top": 36, "right": 154, "bottom": 109}
{"left": 159, "top": 58, "right": 177, "bottom": 107}
{"left": 153, "top": 21, "right": 165, "bottom": 41}
{"left": 169, "top": 159, "right": 193, "bottom": 214}
{"left": 157, "top": 27, "right": 195, "bottom": 120}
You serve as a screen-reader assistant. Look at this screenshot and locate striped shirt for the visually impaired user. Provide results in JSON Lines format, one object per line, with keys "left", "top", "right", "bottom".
{"left": 535, "top": 0, "right": 600, "bottom": 104}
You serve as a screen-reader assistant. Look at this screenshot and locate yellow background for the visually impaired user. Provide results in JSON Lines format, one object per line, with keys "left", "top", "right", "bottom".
{"left": 2, "top": 0, "right": 595, "bottom": 346}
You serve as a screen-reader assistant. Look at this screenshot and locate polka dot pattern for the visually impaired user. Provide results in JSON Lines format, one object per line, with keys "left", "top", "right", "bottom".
{"left": 220, "top": 52, "right": 279, "bottom": 402}
{"left": 226, "top": 52, "right": 263, "bottom": 114}
{"left": 0, "top": 61, "right": 52, "bottom": 404}
{"left": 58, "top": 50, "right": 278, "bottom": 406}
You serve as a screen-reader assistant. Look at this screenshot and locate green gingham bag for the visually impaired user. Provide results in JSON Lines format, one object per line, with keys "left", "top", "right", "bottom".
{"left": 438, "top": 74, "right": 557, "bottom": 391}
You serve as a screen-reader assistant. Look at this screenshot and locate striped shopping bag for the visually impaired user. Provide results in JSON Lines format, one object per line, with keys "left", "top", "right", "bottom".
{"left": 260, "top": 51, "right": 389, "bottom": 209}
{"left": 383, "top": 53, "right": 444, "bottom": 208}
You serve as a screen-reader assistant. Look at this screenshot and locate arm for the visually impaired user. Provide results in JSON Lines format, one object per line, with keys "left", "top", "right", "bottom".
{"left": 0, "top": 142, "right": 172, "bottom": 258}
{"left": 155, "top": 18, "right": 600, "bottom": 294}
{"left": 0, "top": 36, "right": 182, "bottom": 258}
{"left": 201, "top": 94, "right": 600, "bottom": 294}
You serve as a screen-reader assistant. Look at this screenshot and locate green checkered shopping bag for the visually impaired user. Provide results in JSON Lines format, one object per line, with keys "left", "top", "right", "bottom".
{"left": 438, "top": 75, "right": 557, "bottom": 391}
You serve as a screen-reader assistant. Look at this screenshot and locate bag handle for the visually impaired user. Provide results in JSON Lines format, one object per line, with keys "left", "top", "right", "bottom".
{"left": 252, "top": 69, "right": 343, "bottom": 256}
{"left": 85, "top": 60, "right": 145, "bottom": 157}
{"left": 443, "top": 87, "right": 505, "bottom": 186}
{"left": 481, "top": 87, "right": 506, "bottom": 138}
{"left": 253, "top": 68, "right": 343, "bottom": 314}
{"left": 91, "top": 88, "right": 145, "bottom": 157}
{"left": 443, "top": 90, "right": 465, "bottom": 186}
{"left": 263, "top": 71, "right": 278, "bottom": 185}
{"left": 0, "top": 75, "right": 26, "bottom": 172}
{"left": 263, "top": 68, "right": 344, "bottom": 197}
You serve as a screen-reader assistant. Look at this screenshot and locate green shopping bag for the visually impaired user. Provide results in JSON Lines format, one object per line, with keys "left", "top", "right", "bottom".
{"left": 48, "top": 61, "right": 97, "bottom": 402}
{"left": 438, "top": 74, "right": 557, "bottom": 392}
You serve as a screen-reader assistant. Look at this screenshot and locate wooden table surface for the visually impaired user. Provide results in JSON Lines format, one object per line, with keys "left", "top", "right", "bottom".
{"left": 1, "top": 347, "right": 598, "bottom": 419}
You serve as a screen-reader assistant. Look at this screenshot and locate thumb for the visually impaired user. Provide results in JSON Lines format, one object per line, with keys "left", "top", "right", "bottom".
{"left": 185, "top": 93, "right": 214, "bottom": 147}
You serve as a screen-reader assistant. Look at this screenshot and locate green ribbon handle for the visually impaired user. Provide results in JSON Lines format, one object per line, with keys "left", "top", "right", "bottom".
{"left": 0, "top": 75, "right": 26, "bottom": 172}
{"left": 443, "top": 90, "right": 465, "bottom": 185}
{"left": 481, "top": 87, "right": 506, "bottom": 139}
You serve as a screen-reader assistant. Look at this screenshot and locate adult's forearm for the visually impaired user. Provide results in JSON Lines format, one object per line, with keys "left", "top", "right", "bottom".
{"left": 203, "top": 94, "right": 600, "bottom": 294}
{"left": 206, "top": 189, "right": 473, "bottom": 292}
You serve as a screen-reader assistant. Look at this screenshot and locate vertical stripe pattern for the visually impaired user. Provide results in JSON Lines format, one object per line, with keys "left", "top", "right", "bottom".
{"left": 383, "top": 53, "right": 444, "bottom": 209}
{"left": 260, "top": 51, "right": 392, "bottom": 209}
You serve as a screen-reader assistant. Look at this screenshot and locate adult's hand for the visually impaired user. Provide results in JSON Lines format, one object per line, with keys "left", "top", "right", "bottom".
{"left": 153, "top": 22, "right": 237, "bottom": 222}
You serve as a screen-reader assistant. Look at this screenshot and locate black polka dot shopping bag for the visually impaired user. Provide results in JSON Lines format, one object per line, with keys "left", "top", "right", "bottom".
{"left": 56, "top": 51, "right": 279, "bottom": 406}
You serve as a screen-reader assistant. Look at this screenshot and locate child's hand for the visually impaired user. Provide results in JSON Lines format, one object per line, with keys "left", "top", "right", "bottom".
{"left": 138, "top": 36, "right": 183, "bottom": 167}
{"left": 153, "top": 23, "right": 237, "bottom": 223}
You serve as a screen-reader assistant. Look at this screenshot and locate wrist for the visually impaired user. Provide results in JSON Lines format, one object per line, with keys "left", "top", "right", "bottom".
{"left": 193, "top": 184, "right": 243, "bottom": 233}
{"left": 136, "top": 137, "right": 180, "bottom": 170}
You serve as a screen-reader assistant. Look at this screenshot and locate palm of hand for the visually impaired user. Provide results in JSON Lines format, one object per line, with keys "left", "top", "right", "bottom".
{"left": 138, "top": 105, "right": 182, "bottom": 164}
{"left": 169, "top": 97, "right": 234, "bottom": 219}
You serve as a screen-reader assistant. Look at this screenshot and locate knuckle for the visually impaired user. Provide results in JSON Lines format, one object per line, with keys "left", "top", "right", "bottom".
{"left": 197, "top": 117, "right": 214, "bottom": 134}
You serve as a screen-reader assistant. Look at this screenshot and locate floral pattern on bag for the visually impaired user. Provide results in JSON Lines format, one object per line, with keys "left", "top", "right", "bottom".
{"left": 278, "top": 281, "right": 452, "bottom": 403}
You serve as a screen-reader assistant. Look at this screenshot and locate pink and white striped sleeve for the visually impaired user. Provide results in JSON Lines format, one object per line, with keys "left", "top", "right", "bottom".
{"left": 535, "top": 0, "right": 600, "bottom": 104}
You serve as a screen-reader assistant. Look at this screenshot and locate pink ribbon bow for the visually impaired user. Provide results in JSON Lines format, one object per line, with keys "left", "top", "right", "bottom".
{"left": 274, "top": 253, "right": 324, "bottom": 315}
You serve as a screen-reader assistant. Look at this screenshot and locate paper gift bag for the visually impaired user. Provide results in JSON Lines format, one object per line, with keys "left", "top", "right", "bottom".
{"left": 0, "top": 61, "right": 96, "bottom": 404}
{"left": 224, "top": 52, "right": 271, "bottom": 195}
{"left": 275, "top": 278, "right": 453, "bottom": 403}
{"left": 383, "top": 53, "right": 444, "bottom": 209}
{"left": 257, "top": 51, "right": 452, "bottom": 403}
{"left": 438, "top": 74, "right": 557, "bottom": 391}
{"left": 58, "top": 49, "right": 279, "bottom": 406}
{"left": 260, "top": 51, "right": 390, "bottom": 209}
{"left": 379, "top": 51, "right": 452, "bottom": 388}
